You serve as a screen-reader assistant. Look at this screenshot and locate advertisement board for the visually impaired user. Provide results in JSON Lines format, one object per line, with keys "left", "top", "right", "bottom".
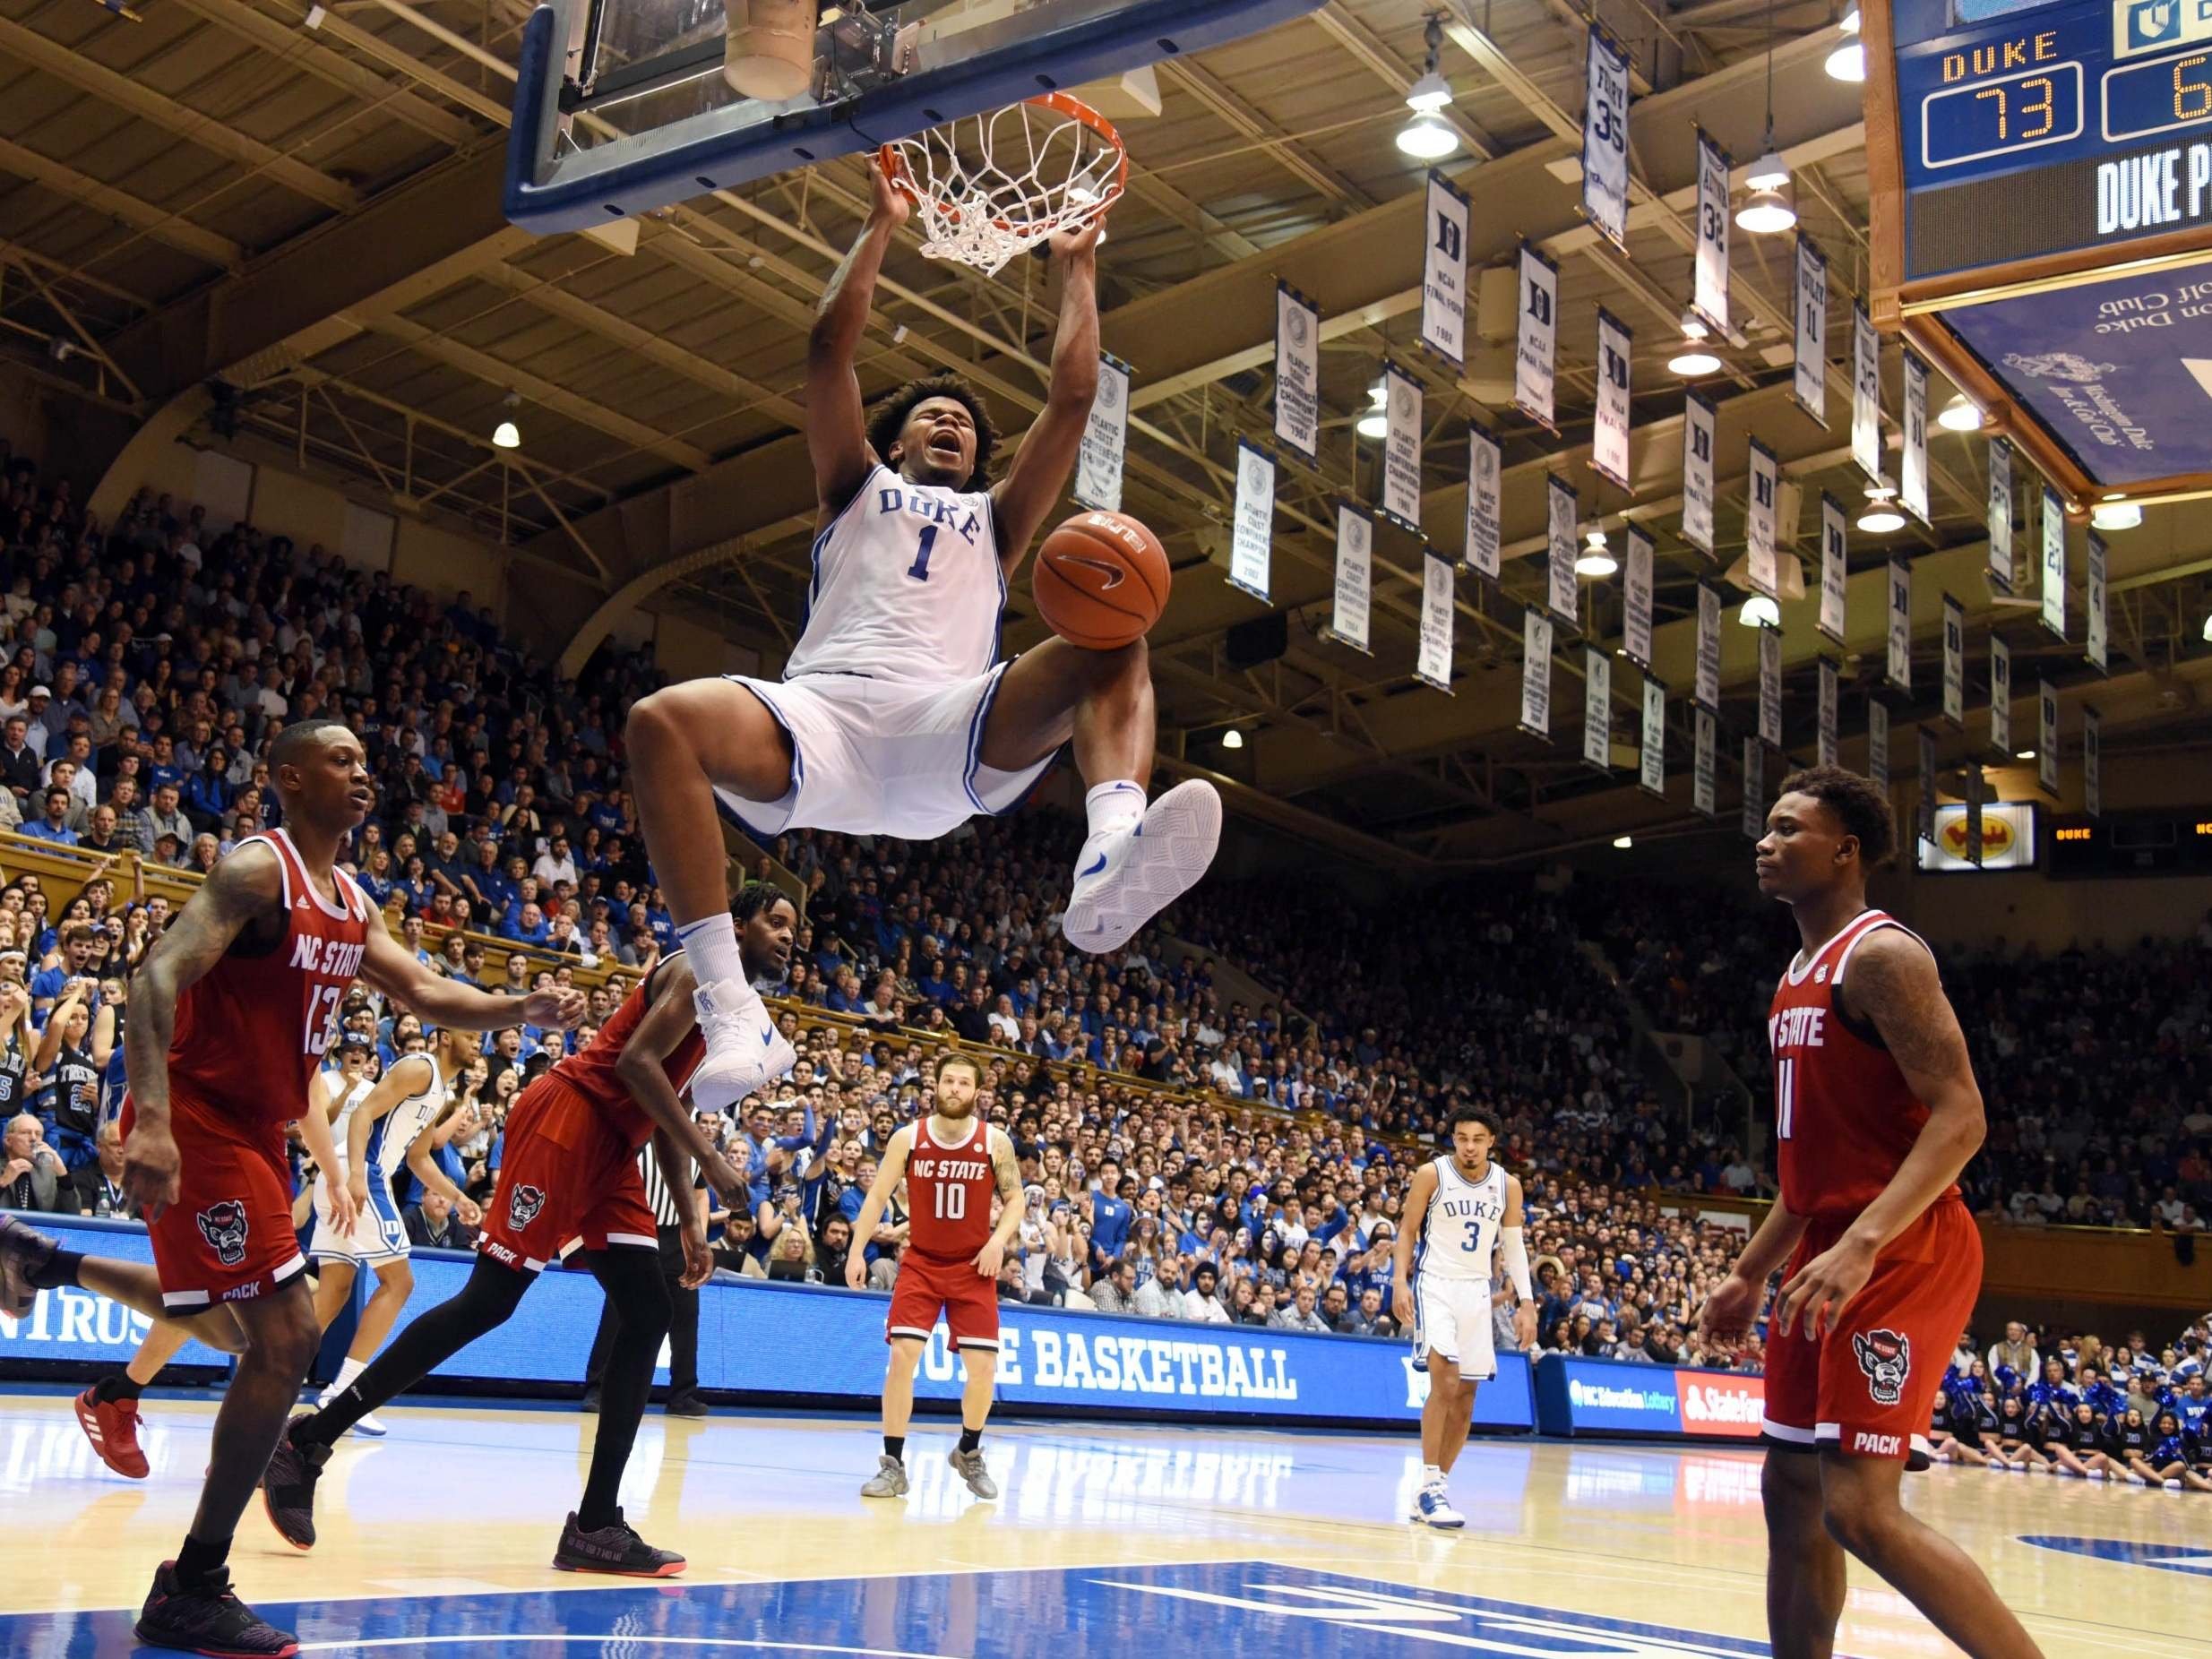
{"left": 0, "top": 1214, "right": 234, "bottom": 1369}
{"left": 1535, "top": 1354, "right": 1766, "bottom": 1440}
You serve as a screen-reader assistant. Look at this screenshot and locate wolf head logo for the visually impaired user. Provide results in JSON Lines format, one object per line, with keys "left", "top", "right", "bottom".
{"left": 195, "top": 1200, "right": 249, "bottom": 1268}
{"left": 1854, "top": 1328, "right": 1913, "bottom": 1406}
{"left": 506, "top": 1182, "right": 547, "bottom": 1233}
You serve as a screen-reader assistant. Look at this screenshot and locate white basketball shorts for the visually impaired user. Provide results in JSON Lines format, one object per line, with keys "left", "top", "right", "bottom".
{"left": 1413, "top": 1273, "right": 1496, "bottom": 1381}
{"left": 309, "top": 1168, "right": 409, "bottom": 1266}
{"left": 716, "top": 668, "right": 1054, "bottom": 842}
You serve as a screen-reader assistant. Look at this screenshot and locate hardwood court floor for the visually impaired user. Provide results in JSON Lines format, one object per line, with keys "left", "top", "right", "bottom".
{"left": 0, "top": 1391, "right": 2202, "bottom": 1656}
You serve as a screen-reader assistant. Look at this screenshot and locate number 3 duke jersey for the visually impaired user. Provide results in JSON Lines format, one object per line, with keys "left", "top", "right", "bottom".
{"left": 1416, "top": 1157, "right": 1509, "bottom": 1282}
{"left": 784, "top": 463, "right": 1004, "bottom": 687}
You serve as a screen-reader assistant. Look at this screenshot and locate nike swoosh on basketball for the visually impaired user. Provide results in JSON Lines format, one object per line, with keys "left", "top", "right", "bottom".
{"left": 1056, "top": 554, "right": 1126, "bottom": 589}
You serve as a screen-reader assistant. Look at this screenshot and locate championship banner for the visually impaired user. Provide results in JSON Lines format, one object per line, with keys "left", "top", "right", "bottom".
{"left": 2040, "top": 485, "right": 2066, "bottom": 639}
{"left": 1818, "top": 491, "right": 1848, "bottom": 644}
{"left": 1941, "top": 594, "right": 1966, "bottom": 727}
{"left": 1593, "top": 309, "right": 1633, "bottom": 489}
{"left": 1622, "top": 525, "right": 1655, "bottom": 669}
{"left": 1817, "top": 657, "right": 1839, "bottom": 768}
{"left": 1791, "top": 235, "right": 1829, "bottom": 425}
{"left": 1964, "top": 762, "right": 1985, "bottom": 865}
{"left": 1916, "top": 725, "right": 1938, "bottom": 852}
{"left": 1519, "top": 607, "right": 1554, "bottom": 739}
{"left": 1416, "top": 548, "right": 1455, "bottom": 693}
{"left": 1682, "top": 391, "right": 1717, "bottom": 556}
{"left": 2083, "top": 704, "right": 2102, "bottom": 818}
{"left": 1886, "top": 558, "right": 1912, "bottom": 692}
{"left": 1330, "top": 503, "right": 1373, "bottom": 655}
{"left": 1901, "top": 352, "right": 1931, "bottom": 523}
{"left": 2086, "top": 531, "right": 2107, "bottom": 673}
{"left": 1546, "top": 475, "right": 1579, "bottom": 628}
{"left": 1381, "top": 364, "right": 1423, "bottom": 531}
{"left": 1640, "top": 674, "right": 1666, "bottom": 798}
{"left": 1695, "top": 583, "right": 1722, "bottom": 711}
{"left": 1464, "top": 423, "right": 1502, "bottom": 580}
{"left": 1986, "top": 437, "right": 2014, "bottom": 594}
{"left": 1421, "top": 173, "right": 1470, "bottom": 367}
{"left": 1228, "top": 439, "right": 1275, "bottom": 603}
{"left": 2037, "top": 680, "right": 2060, "bottom": 796}
{"left": 1516, "top": 243, "right": 1559, "bottom": 432}
{"left": 1693, "top": 707, "right": 1717, "bottom": 817}
{"left": 1581, "top": 27, "right": 1631, "bottom": 250}
{"left": 1851, "top": 302, "right": 1881, "bottom": 483}
{"left": 1692, "top": 130, "right": 1730, "bottom": 336}
{"left": 1272, "top": 284, "right": 1321, "bottom": 467}
{"left": 1869, "top": 697, "right": 1891, "bottom": 791}
{"left": 1989, "top": 633, "right": 2012, "bottom": 758}
{"left": 1072, "top": 351, "right": 1131, "bottom": 511}
{"left": 1583, "top": 645, "right": 1612, "bottom": 772}
{"left": 1742, "top": 735, "right": 1764, "bottom": 841}
{"left": 1745, "top": 438, "right": 1780, "bottom": 600}
{"left": 1758, "top": 624, "right": 1782, "bottom": 748}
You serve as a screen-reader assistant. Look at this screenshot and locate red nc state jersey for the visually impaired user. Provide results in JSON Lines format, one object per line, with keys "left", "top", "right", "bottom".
{"left": 553, "top": 951, "right": 706, "bottom": 1150}
{"left": 165, "top": 830, "right": 374, "bottom": 1128}
{"left": 905, "top": 1116, "right": 997, "bottom": 1262}
{"left": 1769, "top": 908, "right": 1958, "bottom": 1221}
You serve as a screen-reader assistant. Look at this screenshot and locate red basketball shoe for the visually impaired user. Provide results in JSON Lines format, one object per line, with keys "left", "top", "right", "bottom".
{"left": 75, "top": 1385, "right": 151, "bottom": 1480}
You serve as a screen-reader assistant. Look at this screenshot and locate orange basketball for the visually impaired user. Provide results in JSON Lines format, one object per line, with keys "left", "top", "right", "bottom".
{"left": 1032, "top": 509, "right": 1171, "bottom": 650}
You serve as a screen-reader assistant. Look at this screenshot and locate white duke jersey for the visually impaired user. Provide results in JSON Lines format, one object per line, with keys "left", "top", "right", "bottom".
{"left": 321, "top": 1076, "right": 375, "bottom": 1182}
{"left": 1416, "top": 1158, "right": 1510, "bottom": 1283}
{"left": 784, "top": 462, "right": 1003, "bottom": 686}
{"left": 362, "top": 1057, "right": 450, "bottom": 1182}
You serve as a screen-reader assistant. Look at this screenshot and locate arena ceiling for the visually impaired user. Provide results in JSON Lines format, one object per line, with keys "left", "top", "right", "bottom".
{"left": 3, "top": 0, "right": 2208, "bottom": 868}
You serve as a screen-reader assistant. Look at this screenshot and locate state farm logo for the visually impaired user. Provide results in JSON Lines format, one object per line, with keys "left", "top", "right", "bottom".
{"left": 1680, "top": 1374, "right": 1764, "bottom": 1436}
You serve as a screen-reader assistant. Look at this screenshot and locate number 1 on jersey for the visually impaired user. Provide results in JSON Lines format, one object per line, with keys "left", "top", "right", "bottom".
{"left": 907, "top": 523, "right": 938, "bottom": 581}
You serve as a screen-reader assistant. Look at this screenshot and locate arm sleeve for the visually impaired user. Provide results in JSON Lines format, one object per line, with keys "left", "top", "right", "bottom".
{"left": 1500, "top": 1226, "right": 1533, "bottom": 1303}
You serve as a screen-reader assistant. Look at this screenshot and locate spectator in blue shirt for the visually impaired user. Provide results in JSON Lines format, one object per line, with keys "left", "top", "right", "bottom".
{"left": 1089, "top": 1161, "right": 1132, "bottom": 1275}
{"left": 21, "top": 787, "right": 78, "bottom": 846}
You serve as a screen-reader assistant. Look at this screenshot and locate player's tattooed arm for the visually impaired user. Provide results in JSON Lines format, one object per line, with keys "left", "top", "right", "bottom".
{"left": 974, "top": 1127, "right": 1027, "bottom": 1277}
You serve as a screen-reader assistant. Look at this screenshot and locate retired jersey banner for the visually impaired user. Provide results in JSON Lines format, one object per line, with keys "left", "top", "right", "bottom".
{"left": 1692, "top": 130, "right": 1730, "bottom": 336}
{"left": 1546, "top": 475, "right": 1579, "bottom": 628}
{"left": 1381, "top": 364, "right": 1423, "bottom": 531}
{"left": 1695, "top": 583, "right": 1722, "bottom": 711}
{"left": 1886, "top": 559, "right": 1913, "bottom": 692}
{"left": 1989, "top": 633, "right": 2012, "bottom": 757}
{"left": 1851, "top": 302, "right": 1881, "bottom": 484}
{"left": 1583, "top": 645, "right": 1613, "bottom": 772}
{"left": 1593, "top": 310, "right": 1633, "bottom": 489}
{"left": 1520, "top": 607, "right": 1554, "bottom": 739}
{"left": 1682, "top": 391, "right": 1717, "bottom": 556}
{"left": 1640, "top": 674, "right": 1666, "bottom": 798}
{"left": 2083, "top": 703, "right": 2102, "bottom": 818}
{"left": 1986, "top": 437, "right": 2014, "bottom": 594}
{"left": 1417, "top": 548, "right": 1455, "bottom": 693}
{"left": 1228, "top": 439, "right": 1275, "bottom": 603}
{"left": 2086, "top": 531, "right": 2107, "bottom": 673}
{"left": 1581, "top": 27, "right": 1631, "bottom": 249}
{"left": 1072, "top": 351, "right": 1131, "bottom": 511}
{"left": 1745, "top": 438, "right": 1780, "bottom": 600}
{"left": 1791, "top": 235, "right": 1829, "bottom": 425}
{"left": 1941, "top": 594, "right": 1966, "bottom": 727}
{"left": 1516, "top": 244, "right": 1559, "bottom": 432}
{"left": 1916, "top": 725, "right": 1938, "bottom": 852}
{"left": 2040, "top": 485, "right": 2066, "bottom": 639}
{"left": 1622, "top": 525, "right": 1655, "bottom": 669}
{"left": 1693, "top": 707, "right": 1717, "bottom": 817}
{"left": 1900, "top": 351, "right": 1931, "bottom": 524}
{"left": 1869, "top": 696, "right": 1891, "bottom": 792}
{"left": 1421, "top": 173, "right": 1469, "bottom": 367}
{"left": 2037, "top": 680, "right": 2060, "bottom": 796}
{"left": 1817, "top": 657, "right": 1839, "bottom": 768}
{"left": 1758, "top": 624, "right": 1782, "bottom": 749}
{"left": 1464, "top": 423, "right": 1502, "bottom": 581}
{"left": 1818, "top": 492, "right": 1848, "bottom": 644}
{"left": 1743, "top": 735, "right": 1765, "bottom": 841}
{"left": 1330, "top": 503, "right": 1373, "bottom": 655}
{"left": 1271, "top": 284, "right": 1321, "bottom": 467}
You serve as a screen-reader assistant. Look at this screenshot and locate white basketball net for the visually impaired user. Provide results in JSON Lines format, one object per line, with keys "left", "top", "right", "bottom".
{"left": 880, "top": 94, "right": 1126, "bottom": 276}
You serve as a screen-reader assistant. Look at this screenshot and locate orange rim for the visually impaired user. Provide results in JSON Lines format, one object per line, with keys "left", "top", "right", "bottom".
{"left": 878, "top": 93, "right": 1127, "bottom": 238}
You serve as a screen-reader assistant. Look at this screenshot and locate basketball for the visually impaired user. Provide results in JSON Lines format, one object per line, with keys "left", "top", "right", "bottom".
{"left": 1031, "top": 509, "right": 1170, "bottom": 650}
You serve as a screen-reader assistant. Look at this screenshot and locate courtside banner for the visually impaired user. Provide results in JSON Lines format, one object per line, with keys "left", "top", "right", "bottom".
{"left": 1791, "top": 234, "right": 1829, "bottom": 425}
{"left": 1901, "top": 351, "right": 1931, "bottom": 525}
{"left": 1272, "top": 283, "right": 1321, "bottom": 467}
{"left": 1692, "top": 130, "right": 1730, "bottom": 335}
{"left": 1581, "top": 26, "right": 1631, "bottom": 249}
{"left": 1330, "top": 503, "right": 1373, "bottom": 655}
{"left": 1229, "top": 439, "right": 1275, "bottom": 604}
{"left": 1072, "top": 351, "right": 1131, "bottom": 511}
{"left": 1851, "top": 301, "right": 1881, "bottom": 484}
{"left": 1593, "top": 310, "right": 1633, "bottom": 489}
{"left": 0, "top": 1214, "right": 231, "bottom": 1368}
{"left": 1987, "top": 437, "right": 2014, "bottom": 594}
{"left": 1535, "top": 1354, "right": 1765, "bottom": 1440}
{"left": 1464, "top": 423, "right": 1502, "bottom": 580}
{"left": 1516, "top": 243, "right": 1559, "bottom": 432}
{"left": 1421, "top": 172, "right": 1470, "bottom": 366}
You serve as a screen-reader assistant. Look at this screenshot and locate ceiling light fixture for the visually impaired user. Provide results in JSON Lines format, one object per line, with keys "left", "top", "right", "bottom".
{"left": 1357, "top": 382, "right": 1389, "bottom": 439}
{"left": 1398, "top": 18, "right": 1459, "bottom": 159}
{"left": 1669, "top": 311, "right": 1722, "bottom": 375}
{"left": 1937, "top": 391, "right": 1984, "bottom": 432}
{"left": 1576, "top": 526, "right": 1618, "bottom": 578}
{"left": 2014, "top": 748, "right": 2036, "bottom": 760}
{"left": 1737, "top": 6, "right": 1798, "bottom": 234}
{"left": 1612, "top": 835, "right": 1633, "bottom": 849}
{"left": 1738, "top": 594, "right": 1781, "bottom": 628}
{"left": 1221, "top": 727, "right": 1244, "bottom": 750}
{"left": 1857, "top": 481, "right": 1905, "bottom": 534}
{"left": 2089, "top": 501, "right": 2143, "bottom": 531}
{"left": 1826, "top": 8, "right": 1864, "bottom": 82}
{"left": 491, "top": 391, "right": 522, "bottom": 451}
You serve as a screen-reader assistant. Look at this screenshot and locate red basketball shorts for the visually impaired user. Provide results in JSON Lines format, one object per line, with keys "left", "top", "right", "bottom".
{"left": 475, "top": 1075, "right": 657, "bottom": 1274}
{"left": 885, "top": 1250, "right": 1001, "bottom": 1351}
{"left": 122, "top": 1089, "right": 308, "bottom": 1312}
{"left": 1762, "top": 1197, "right": 1981, "bottom": 1464}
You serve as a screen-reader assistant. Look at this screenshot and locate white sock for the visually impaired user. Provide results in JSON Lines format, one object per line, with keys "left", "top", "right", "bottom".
{"left": 1083, "top": 779, "right": 1145, "bottom": 842}
{"left": 1423, "top": 1463, "right": 1442, "bottom": 1483}
{"left": 333, "top": 1356, "right": 367, "bottom": 1393}
{"left": 676, "top": 911, "right": 744, "bottom": 985}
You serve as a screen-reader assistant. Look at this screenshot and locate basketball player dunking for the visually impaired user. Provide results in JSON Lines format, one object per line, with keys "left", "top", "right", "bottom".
{"left": 0, "top": 719, "right": 586, "bottom": 1659}
{"left": 1392, "top": 1103, "right": 1535, "bottom": 1529}
{"left": 625, "top": 159, "right": 1220, "bottom": 1117}
{"left": 844, "top": 1053, "right": 1023, "bottom": 1500}
{"left": 262, "top": 884, "right": 798, "bottom": 1578}
{"left": 1698, "top": 766, "right": 2044, "bottom": 1659}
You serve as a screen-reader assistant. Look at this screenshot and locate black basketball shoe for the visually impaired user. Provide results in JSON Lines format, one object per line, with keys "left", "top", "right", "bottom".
{"left": 135, "top": 1560, "right": 298, "bottom": 1657}
{"left": 260, "top": 1416, "right": 331, "bottom": 1552}
{"left": 552, "top": 1509, "right": 687, "bottom": 1577}
{"left": 0, "top": 1213, "right": 59, "bottom": 1318}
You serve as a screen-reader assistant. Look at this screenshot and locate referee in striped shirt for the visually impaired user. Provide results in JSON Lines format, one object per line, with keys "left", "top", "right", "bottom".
{"left": 582, "top": 1147, "right": 708, "bottom": 1416}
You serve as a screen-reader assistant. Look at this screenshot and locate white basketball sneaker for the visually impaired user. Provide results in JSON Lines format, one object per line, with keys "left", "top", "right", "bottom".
{"left": 1062, "top": 779, "right": 1222, "bottom": 955}
{"left": 1413, "top": 1480, "right": 1465, "bottom": 1530}
{"left": 689, "top": 978, "right": 794, "bottom": 1114}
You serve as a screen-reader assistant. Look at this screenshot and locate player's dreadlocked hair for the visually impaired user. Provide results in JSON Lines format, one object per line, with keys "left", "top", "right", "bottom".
{"left": 732, "top": 881, "right": 794, "bottom": 926}
{"left": 1777, "top": 764, "right": 1898, "bottom": 867}
{"left": 866, "top": 374, "right": 998, "bottom": 493}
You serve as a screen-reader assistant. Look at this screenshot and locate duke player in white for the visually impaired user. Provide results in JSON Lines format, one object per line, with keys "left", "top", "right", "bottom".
{"left": 308, "top": 1025, "right": 481, "bottom": 1435}
{"left": 1393, "top": 1104, "right": 1536, "bottom": 1528}
{"left": 626, "top": 159, "right": 1221, "bottom": 1113}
